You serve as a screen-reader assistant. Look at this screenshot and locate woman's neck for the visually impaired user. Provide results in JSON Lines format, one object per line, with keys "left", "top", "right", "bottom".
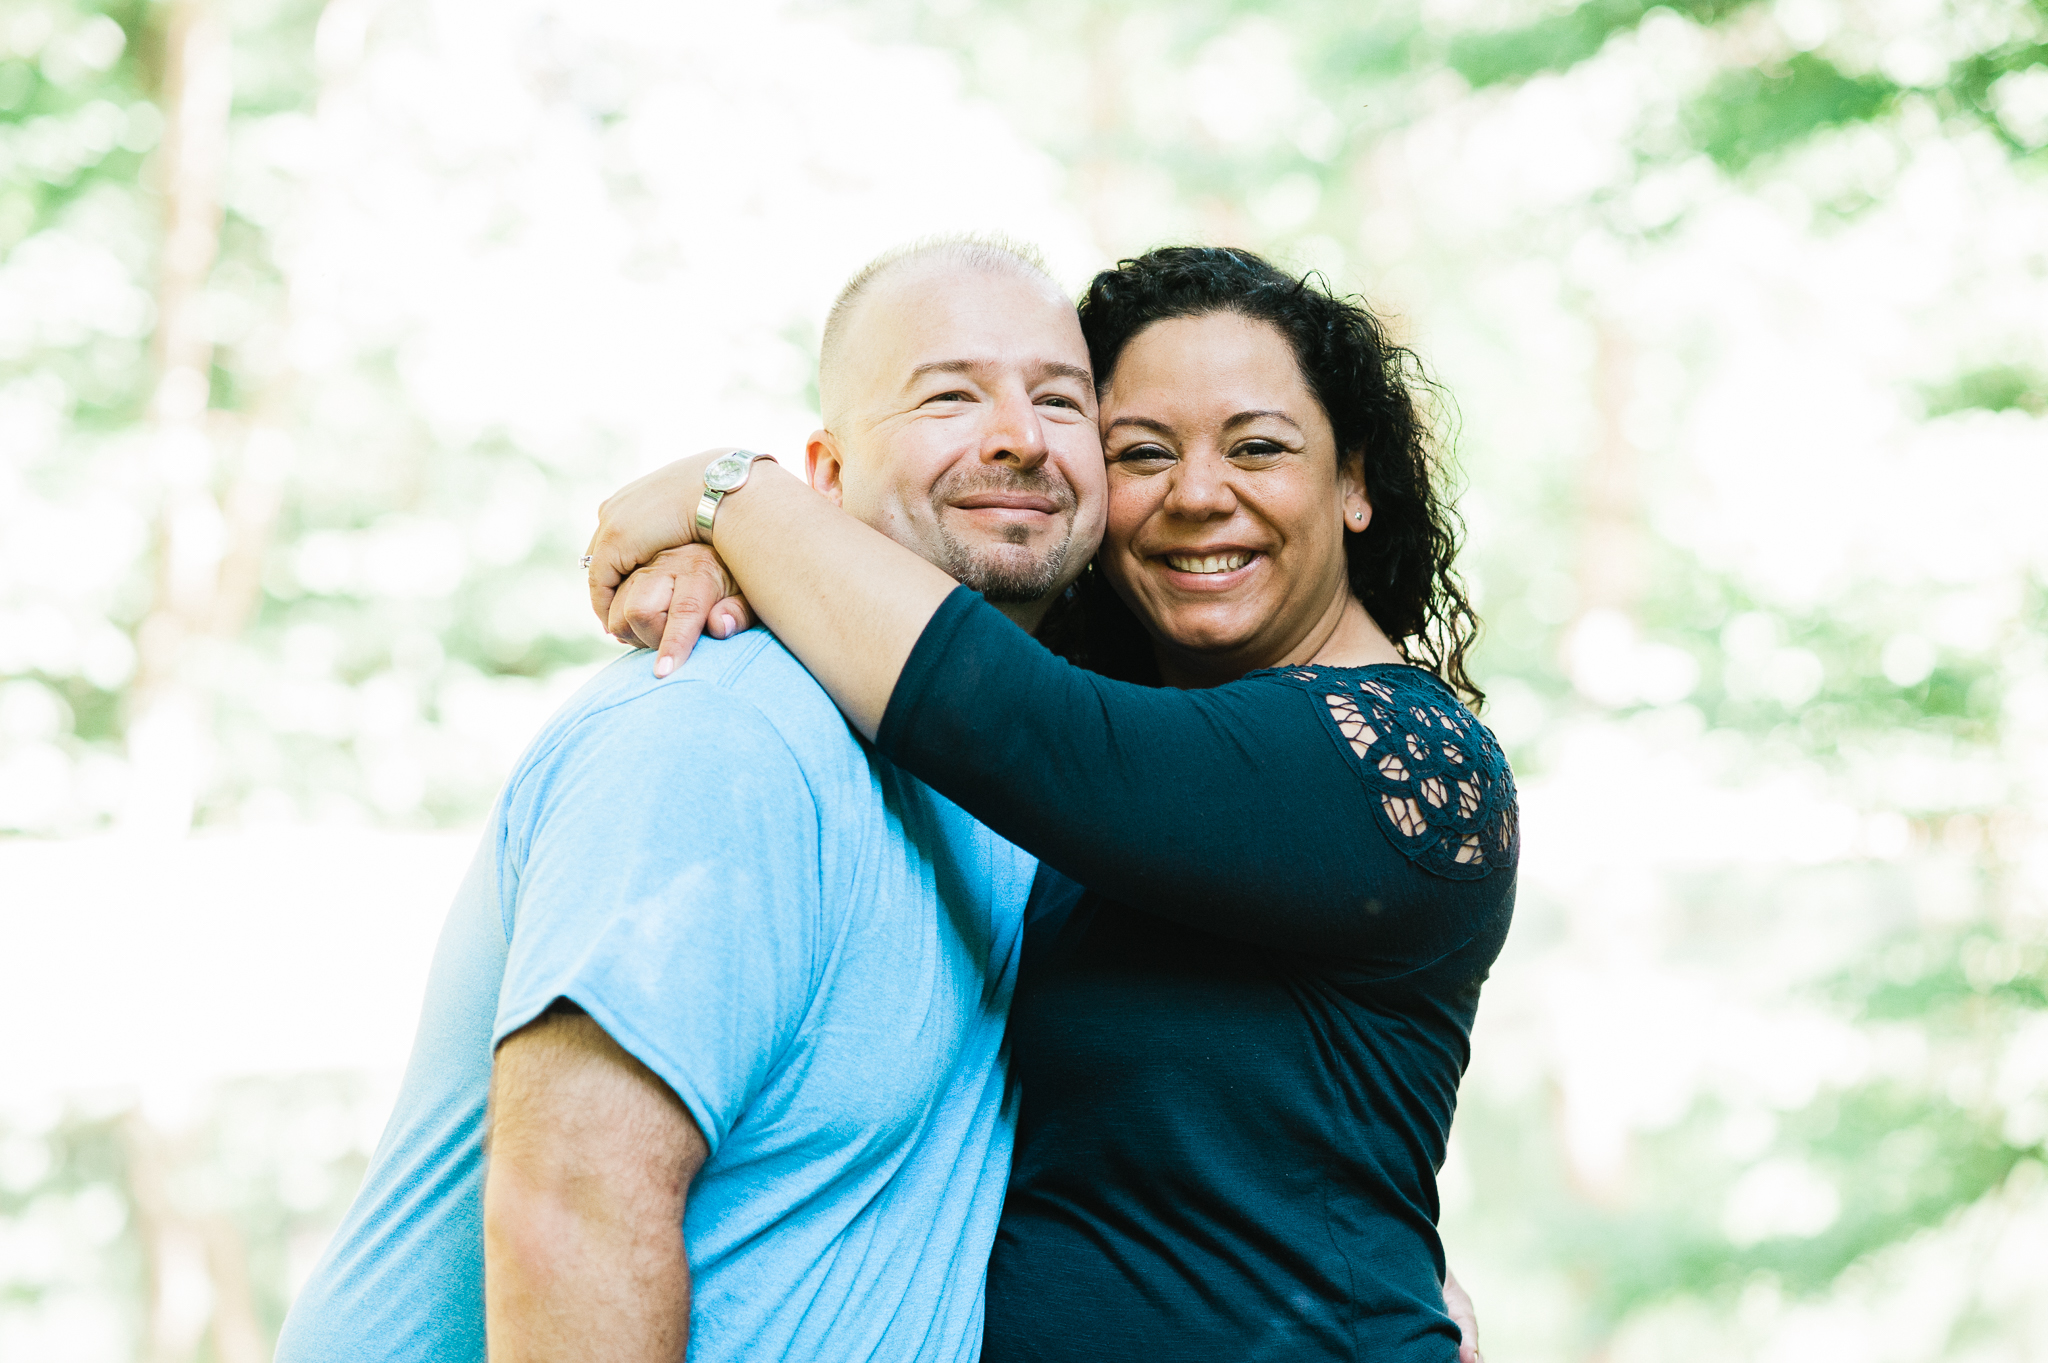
{"left": 1151, "top": 593, "right": 1404, "bottom": 690}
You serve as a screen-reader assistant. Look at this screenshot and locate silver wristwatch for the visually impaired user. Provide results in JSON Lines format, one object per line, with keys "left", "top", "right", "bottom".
{"left": 694, "top": 450, "right": 776, "bottom": 534}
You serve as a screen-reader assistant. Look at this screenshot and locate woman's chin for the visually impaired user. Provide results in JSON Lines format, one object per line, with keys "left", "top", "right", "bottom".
{"left": 1149, "top": 614, "right": 1267, "bottom": 665}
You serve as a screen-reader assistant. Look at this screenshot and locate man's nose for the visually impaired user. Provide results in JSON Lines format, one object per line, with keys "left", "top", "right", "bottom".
{"left": 1163, "top": 450, "right": 1236, "bottom": 519}
{"left": 983, "top": 389, "right": 1049, "bottom": 470}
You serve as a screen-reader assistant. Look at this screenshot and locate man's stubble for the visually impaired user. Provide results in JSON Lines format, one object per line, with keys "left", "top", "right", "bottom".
{"left": 926, "top": 464, "right": 1085, "bottom": 604}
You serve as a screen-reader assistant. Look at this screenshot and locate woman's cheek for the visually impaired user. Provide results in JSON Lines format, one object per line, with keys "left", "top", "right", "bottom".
{"left": 1097, "top": 489, "right": 1142, "bottom": 575}
{"left": 1098, "top": 536, "right": 1142, "bottom": 597}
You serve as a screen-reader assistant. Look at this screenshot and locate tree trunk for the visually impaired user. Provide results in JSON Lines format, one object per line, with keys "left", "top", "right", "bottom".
{"left": 124, "top": 0, "right": 234, "bottom": 837}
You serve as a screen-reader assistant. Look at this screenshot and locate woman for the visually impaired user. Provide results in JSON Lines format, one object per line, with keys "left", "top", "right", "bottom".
{"left": 589, "top": 247, "right": 1516, "bottom": 1361}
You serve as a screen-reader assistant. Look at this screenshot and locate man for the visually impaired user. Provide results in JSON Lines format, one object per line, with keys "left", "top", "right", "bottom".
{"left": 275, "top": 236, "right": 1106, "bottom": 1361}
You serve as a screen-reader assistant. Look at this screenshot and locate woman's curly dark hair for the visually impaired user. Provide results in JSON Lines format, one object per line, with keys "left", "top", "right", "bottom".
{"left": 1041, "top": 245, "right": 1483, "bottom": 705}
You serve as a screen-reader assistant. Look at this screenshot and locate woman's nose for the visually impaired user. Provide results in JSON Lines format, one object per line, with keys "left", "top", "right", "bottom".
{"left": 1163, "top": 453, "right": 1236, "bottom": 518}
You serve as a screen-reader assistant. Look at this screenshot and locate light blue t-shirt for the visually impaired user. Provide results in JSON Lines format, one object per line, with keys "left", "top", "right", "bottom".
{"left": 276, "top": 629, "right": 1036, "bottom": 1362}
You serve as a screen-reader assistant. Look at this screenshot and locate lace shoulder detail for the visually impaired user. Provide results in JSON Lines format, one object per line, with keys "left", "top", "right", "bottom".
{"left": 1271, "top": 665, "right": 1519, "bottom": 881}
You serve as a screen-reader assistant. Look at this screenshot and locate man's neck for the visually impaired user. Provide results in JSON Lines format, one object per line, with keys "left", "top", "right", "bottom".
{"left": 995, "top": 597, "right": 1053, "bottom": 636}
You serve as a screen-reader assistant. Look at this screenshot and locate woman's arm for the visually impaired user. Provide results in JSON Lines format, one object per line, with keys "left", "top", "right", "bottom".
{"left": 584, "top": 452, "right": 956, "bottom": 739}
{"left": 586, "top": 452, "right": 1513, "bottom": 956}
{"left": 876, "top": 587, "right": 1512, "bottom": 956}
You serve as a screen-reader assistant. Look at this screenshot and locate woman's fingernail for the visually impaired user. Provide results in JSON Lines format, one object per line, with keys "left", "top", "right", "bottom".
{"left": 654, "top": 655, "right": 674, "bottom": 678}
{"left": 715, "top": 613, "right": 734, "bottom": 638}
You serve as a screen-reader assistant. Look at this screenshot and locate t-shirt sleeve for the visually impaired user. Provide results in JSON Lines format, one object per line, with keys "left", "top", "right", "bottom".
{"left": 877, "top": 588, "right": 1513, "bottom": 963}
{"left": 494, "top": 682, "right": 823, "bottom": 1153}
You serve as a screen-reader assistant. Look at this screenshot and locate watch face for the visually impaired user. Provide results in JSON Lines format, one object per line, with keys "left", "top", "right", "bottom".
{"left": 704, "top": 453, "right": 752, "bottom": 492}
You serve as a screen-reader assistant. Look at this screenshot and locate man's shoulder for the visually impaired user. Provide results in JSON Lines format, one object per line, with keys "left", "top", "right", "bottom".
{"left": 484, "top": 630, "right": 876, "bottom": 857}
{"left": 528, "top": 629, "right": 856, "bottom": 773}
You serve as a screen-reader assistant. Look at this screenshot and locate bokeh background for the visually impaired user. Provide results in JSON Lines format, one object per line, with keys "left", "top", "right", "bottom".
{"left": 2, "top": 0, "right": 2046, "bottom": 1357}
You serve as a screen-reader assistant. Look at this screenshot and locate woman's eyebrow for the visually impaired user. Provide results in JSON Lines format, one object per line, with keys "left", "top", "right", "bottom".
{"left": 1105, "top": 415, "right": 1176, "bottom": 436}
{"left": 1221, "top": 409, "right": 1302, "bottom": 431}
{"left": 1108, "top": 410, "right": 1302, "bottom": 436}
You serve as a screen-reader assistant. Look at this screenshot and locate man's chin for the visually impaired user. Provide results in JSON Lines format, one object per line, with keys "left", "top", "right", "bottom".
{"left": 950, "top": 544, "right": 1077, "bottom": 605}
{"left": 959, "top": 567, "right": 1064, "bottom": 605}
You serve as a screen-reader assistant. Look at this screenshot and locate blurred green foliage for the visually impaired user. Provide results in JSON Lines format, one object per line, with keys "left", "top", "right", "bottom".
{"left": 1473, "top": 922, "right": 2047, "bottom": 1314}
{"left": 1925, "top": 363, "right": 2048, "bottom": 416}
{"left": 1, "top": 0, "right": 618, "bottom": 835}
{"left": 0, "top": 1080, "right": 378, "bottom": 1356}
{"left": 1683, "top": 53, "right": 1898, "bottom": 168}
{"left": 1449, "top": 0, "right": 2048, "bottom": 167}
{"left": 1447, "top": 0, "right": 1756, "bottom": 88}
{"left": 1, "top": 0, "right": 2044, "bottom": 1357}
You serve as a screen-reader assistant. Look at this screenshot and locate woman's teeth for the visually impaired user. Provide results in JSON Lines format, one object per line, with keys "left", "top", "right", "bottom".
{"left": 1165, "top": 551, "right": 1252, "bottom": 574}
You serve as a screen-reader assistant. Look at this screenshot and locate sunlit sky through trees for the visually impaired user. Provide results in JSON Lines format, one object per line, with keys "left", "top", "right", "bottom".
{"left": 1, "top": 0, "right": 2045, "bottom": 1357}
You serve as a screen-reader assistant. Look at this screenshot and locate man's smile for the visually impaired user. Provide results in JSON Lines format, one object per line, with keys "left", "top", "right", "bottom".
{"left": 948, "top": 492, "right": 1065, "bottom": 530}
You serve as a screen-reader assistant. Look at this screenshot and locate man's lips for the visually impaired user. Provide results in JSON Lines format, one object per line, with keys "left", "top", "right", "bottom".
{"left": 949, "top": 493, "right": 1064, "bottom": 515}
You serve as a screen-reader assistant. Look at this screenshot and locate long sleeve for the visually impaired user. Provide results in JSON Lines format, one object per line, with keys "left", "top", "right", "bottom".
{"left": 876, "top": 588, "right": 1516, "bottom": 962}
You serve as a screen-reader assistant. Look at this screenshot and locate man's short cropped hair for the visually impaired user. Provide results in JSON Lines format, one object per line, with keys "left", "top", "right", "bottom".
{"left": 817, "top": 233, "right": 1063, "bottom": 428}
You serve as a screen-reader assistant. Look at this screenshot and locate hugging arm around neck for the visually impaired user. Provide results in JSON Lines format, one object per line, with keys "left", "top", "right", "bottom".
{"left": 704, "top": 470, "right": 963, "bottom": 739}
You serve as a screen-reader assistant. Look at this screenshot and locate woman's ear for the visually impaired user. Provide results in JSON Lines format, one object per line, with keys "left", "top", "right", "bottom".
{"left": 1340, "top": 450, "right": 1371, "bottom": 533}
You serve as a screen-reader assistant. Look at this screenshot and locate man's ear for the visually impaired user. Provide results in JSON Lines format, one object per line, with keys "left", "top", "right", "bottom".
{"left": 806, "top": 429, "right": 847, "bottom": 507}
{"left": 1340, "top": 449, "right": 1371, "bottom": 533}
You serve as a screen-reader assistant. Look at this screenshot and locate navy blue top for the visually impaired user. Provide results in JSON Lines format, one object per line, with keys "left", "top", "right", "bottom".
{"left": 876, "top": 588, "right": 1520, "bottom": 1362}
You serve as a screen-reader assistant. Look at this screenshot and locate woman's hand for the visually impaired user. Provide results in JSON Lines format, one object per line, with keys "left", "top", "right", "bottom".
{"left": 584, "top": 448, "right": 739, "bottom": 628}
{"left": 1443, "top": 1266, "right": 1482, "bottom": 1363}
{"left": 587, "top": 443, "right": 955, "bottom": 741}
{"left": 586, "top": 448, "right": 768, "bottom": 674}
{"left": 607, "top": 545, "right": 757, "bottom": 676}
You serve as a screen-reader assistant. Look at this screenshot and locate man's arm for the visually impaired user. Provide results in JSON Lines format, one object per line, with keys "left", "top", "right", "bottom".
{"left": 485, "top": 1004, "right": 710, "bottom": 1362}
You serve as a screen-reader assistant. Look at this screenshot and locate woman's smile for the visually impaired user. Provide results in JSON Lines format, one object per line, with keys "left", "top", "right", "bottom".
{"left": 1161, "top": 549, "right": 1254, "bottom": 575}
{"left": 1152, "top": 547, "right": 1263, "bottom": 592}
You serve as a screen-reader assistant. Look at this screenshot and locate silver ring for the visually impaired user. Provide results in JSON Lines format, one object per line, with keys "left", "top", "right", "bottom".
{"left": 580, "top": 554, "right": 594, "bottom": 569}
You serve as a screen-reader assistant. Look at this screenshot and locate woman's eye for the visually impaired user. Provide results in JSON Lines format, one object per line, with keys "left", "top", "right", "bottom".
{"left": 1232, "top": 441, "right": 1287, "bottom": 463}
{"left": 1110, "top": 444, "right": 1174, "bottom": 466}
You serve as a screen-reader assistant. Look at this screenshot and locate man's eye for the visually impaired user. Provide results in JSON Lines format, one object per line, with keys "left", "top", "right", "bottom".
{"left": 1040, "top": 395, "right": 1079, "bottom": 410}
{"left": 927, "top": 390, "right": 973, "bottom": 404}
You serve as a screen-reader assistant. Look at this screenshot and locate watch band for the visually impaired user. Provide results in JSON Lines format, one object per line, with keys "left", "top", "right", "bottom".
{"left": 694, "top": 450, "right": 773, "bottom": 535}
{"left": 693, "top": 489, "right": 721, "bottom": 534}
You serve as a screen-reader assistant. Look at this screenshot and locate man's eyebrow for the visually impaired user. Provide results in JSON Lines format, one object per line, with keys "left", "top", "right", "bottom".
{"left": 904, "top": 359, "right": 979, "bottom": 389}
{"left": 1037, "top": 361, "right": 1095, "bottom": 387}
{"left": 903, "top": 359, "right": 1096, "bottom": 390}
